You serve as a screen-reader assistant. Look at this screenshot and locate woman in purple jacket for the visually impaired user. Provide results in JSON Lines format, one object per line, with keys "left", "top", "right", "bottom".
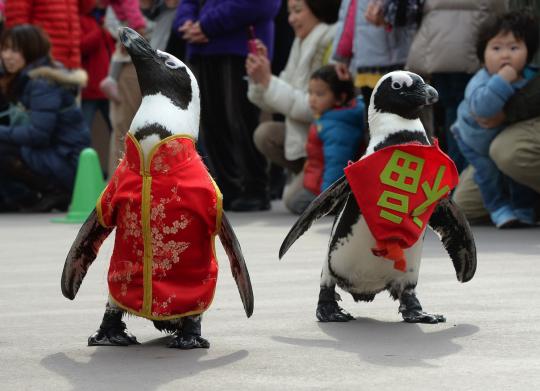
{"left": 174, "top": 0, "right": 281, "bottom": 212}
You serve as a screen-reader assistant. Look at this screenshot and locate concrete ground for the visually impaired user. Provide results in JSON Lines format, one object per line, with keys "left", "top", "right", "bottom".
{"left": 1, "top": 202, "right": 539, "bottom": 390}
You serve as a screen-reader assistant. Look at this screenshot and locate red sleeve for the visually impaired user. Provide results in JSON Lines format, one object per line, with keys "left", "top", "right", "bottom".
{"left": 335, "top": 0, "right": 357, "bottom": 60}
{"left": 5, "top": 0, "right": 31, "bottom": 27}
{"left": 80, "top": 17, "right": 104, "bottom": 56}
{"left": 110, "top": 0, "right": 146, "bottom": 30}
{"left": 303, "top": 124, "right": 324, "bottom": 195}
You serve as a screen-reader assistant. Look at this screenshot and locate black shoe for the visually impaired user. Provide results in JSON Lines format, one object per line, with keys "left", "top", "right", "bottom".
{"left": 229, "top": 195, "right": 270, "bottom": 212}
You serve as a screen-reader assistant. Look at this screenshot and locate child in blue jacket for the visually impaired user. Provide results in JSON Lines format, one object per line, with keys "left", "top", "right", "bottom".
{"left": 285, "top": 65, "right": 365, "bottom": 214}
{"left": 452, "top": 9, "right": 539, "bottom": 228}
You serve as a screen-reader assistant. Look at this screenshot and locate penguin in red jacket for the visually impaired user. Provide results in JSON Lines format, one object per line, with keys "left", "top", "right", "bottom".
{"left": 61, "top": 28, "right": 253, "bottom": 349}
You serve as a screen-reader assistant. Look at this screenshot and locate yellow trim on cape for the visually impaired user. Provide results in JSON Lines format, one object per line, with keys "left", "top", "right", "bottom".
{"left": 125, "top": 132, "right": 197, "bottom": 174}
{"left": 95, "top": 190, "right": 108, "bottom": 228}
{"left": 119, "top": 132, "right": 218, "bottom": 319}
{"left": 141, "top": 175, "right": 153, "bottom": 316}
{"left": 109, "top": 294, "right": 213, "bottom": 320}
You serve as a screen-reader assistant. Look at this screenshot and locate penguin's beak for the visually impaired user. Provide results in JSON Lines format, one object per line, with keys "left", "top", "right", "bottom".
{"left": 424, "top": 85, "right": 439, "bottom": 105}
{"left": 119, "top": 27, "right": 154, "bottom": 60}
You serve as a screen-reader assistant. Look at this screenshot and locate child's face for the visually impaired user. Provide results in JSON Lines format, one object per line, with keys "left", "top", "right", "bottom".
{"left": 1, "top": 45, "right": 26, "bottom": 74}
{"left": 484, "top": 31, "right": 528, "bottom": 76}
{"left": 288, "top": 0, "right": 319, "bottom": 39}
{"left": 308, "top": 78, "right": 340, "bottom": 116}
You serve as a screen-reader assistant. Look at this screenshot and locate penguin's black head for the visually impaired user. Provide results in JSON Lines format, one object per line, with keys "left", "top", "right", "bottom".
{"left": 119, "top": 27, "right": 193, "bottom": 110}
{"left": 371, "top": 71, "right": 438, "bottom": 120}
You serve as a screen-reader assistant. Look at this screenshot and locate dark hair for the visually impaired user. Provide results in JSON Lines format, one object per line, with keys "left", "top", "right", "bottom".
{"left": 305, "top": 0, "right": 341, "bottom": 24}
{"left": 476, "top": 9, "right": 539, "bottom": 63}
{"left": 0, "top": 24, "right": 52, "bottom": 67}
{"left": 310, "top": 65, "right": 355, "bottom": 104}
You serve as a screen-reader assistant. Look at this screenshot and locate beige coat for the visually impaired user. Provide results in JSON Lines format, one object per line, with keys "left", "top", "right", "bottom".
{"left": 248, "top": 23, "right": 336, "bottom": 160}
{"left": 406, "top": 0, "right": 507, "bottom": 76}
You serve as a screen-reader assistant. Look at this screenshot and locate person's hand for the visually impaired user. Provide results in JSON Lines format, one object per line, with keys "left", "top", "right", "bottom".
{"left": 164, "top": 0, "right": 179, "bottom": 8}
{"left": 364, "top": 0, "right": 386, "bottom": 26}
{"left": 476, "top": 111, "right": 506, "bottom": 128}
{"left": 178, "top": 20, "right": 193, "bottom": 35}
{"left": 335, "top": 62, "right": 351, "bottom": 80}
{"left": 135, "top": 27, "right": 146, "bottom": 37}
{"left": 182, "top": 22, "right": 208, "bottom": 44}
{"left": 245, "top": 51, "right": 272, "bottom": 88}
{"left": 253, "top": 40, "right": 268, "bottom": 57}
{"left": 139, "top": 0, "right": 153, "bottom": 10}
{"left": 498, "top": 64, "right": 519, "bottom": 83}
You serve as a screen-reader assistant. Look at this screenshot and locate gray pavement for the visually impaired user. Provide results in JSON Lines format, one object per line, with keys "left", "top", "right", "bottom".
{"left": 1, "top": 202, "right": 539, "bottom": 390}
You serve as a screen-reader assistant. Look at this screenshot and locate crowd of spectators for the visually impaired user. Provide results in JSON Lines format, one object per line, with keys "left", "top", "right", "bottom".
{"left": 0, "top": 0, "right": 538, "bottom": 230}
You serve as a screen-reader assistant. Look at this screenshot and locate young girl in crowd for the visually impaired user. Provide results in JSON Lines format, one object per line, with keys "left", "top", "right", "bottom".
{"left": 0, "top": 25, "right": 90, "bottom": 212}
{"left": 285, "top": 65, "right": 364, "bottom": 214}
{"left": 452, "top": 9, "right": 539, "bottom": 228}
{"left": 246, "top": 0, "right": 341, "bottom": 212}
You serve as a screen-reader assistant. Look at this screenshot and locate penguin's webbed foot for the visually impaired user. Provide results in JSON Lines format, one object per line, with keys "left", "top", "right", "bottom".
{"left": 168, "top": 316, "right": 209, "bottom": 349}
{"left": 316, "top": 301, "right": 355, "bottom": 322}
{"left": 88, "top": 325, "right": 140, "bottom": 346}
{"left": 399, "top": 289, "right": 446, "bottom": 324}
{"left": 401, "top": 310, "right": 446, "bottom": 324}
{"left": 168, "top": 334, "right": 210, "bottom": 349}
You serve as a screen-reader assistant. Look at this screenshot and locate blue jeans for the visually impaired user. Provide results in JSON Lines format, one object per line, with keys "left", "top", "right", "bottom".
{"left": 453, "top": 128, "right": 537, "bottom": 212}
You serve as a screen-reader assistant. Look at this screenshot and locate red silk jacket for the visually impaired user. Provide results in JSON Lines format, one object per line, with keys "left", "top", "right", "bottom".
{"left": 97, "top": 134, "right": 222, "bottom": 320}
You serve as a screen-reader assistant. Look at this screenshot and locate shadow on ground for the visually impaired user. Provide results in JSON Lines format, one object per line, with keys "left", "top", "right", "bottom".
{"left": 41, "top": 336, "right": 248, "bottom": 390}
{"left": 273, "top": 318, "right": 478, "bottom": 368}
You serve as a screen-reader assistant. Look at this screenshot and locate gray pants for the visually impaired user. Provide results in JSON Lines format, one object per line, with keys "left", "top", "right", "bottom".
{"left": 452, "top": 117, "right": 540, "bottom": 222}
{"left": 253, "top": 121, "right": 310, "bottom": 213}
{"left": 282, "top": 172, "right": 316, "bottom": 214}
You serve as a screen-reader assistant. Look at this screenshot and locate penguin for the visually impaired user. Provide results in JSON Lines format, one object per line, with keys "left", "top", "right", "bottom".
{"left": 61, "top": 27, "right": 253, "bottom": 349}
{"left": 279, "top": 71, "right": 476, "bottom": 324}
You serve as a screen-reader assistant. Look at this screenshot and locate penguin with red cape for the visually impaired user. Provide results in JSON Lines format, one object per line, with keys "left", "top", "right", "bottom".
{"left": 280, "top": 71, "right": 476, "bottom": 324}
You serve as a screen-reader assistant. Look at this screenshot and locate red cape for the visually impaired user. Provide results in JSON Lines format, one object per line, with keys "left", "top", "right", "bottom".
{"left": 344, "top": 141, "right": 458, "bottom": 271}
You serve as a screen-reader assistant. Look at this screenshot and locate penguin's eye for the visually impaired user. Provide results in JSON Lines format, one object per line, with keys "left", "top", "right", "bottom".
{"left": 165, "top": 59, "right": 181, "bottom": 69}
{"left": 391, "top": 81, "right": 403, "bottom": 90}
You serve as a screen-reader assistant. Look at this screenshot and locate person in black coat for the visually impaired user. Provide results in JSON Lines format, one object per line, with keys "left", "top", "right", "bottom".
{"left": 0, "top": 25, "right": 90, "bottom": 212}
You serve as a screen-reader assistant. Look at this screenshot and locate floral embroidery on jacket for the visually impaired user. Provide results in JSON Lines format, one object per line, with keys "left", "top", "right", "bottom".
{"left": 97, "top": 134, "right": 221, "bottom": 320}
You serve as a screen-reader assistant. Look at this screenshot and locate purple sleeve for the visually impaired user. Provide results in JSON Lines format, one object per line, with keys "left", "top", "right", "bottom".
{"left": 198, "top": 0, "right": 280, "bottom": 38}
{"left": 173, "top": 0, "right": 200, "bottom": 33}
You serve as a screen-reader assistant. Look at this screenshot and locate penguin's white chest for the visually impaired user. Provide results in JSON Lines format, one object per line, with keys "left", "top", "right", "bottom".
{"left": 327, "top": 215, "right": 424, "bottom": 294}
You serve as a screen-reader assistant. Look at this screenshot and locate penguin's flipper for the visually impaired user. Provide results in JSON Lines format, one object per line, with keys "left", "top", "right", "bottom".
{"left": 428, "top": 197, "right": 477, "bottom": 282}
{"left": 218, "top": 212, "right": 254, "bottom": 318}
{"left": 279, "top": 175, "right": 351, "bottom": 259}
{"left": 61, "top": 209, "right": 113, "bottom": 299}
